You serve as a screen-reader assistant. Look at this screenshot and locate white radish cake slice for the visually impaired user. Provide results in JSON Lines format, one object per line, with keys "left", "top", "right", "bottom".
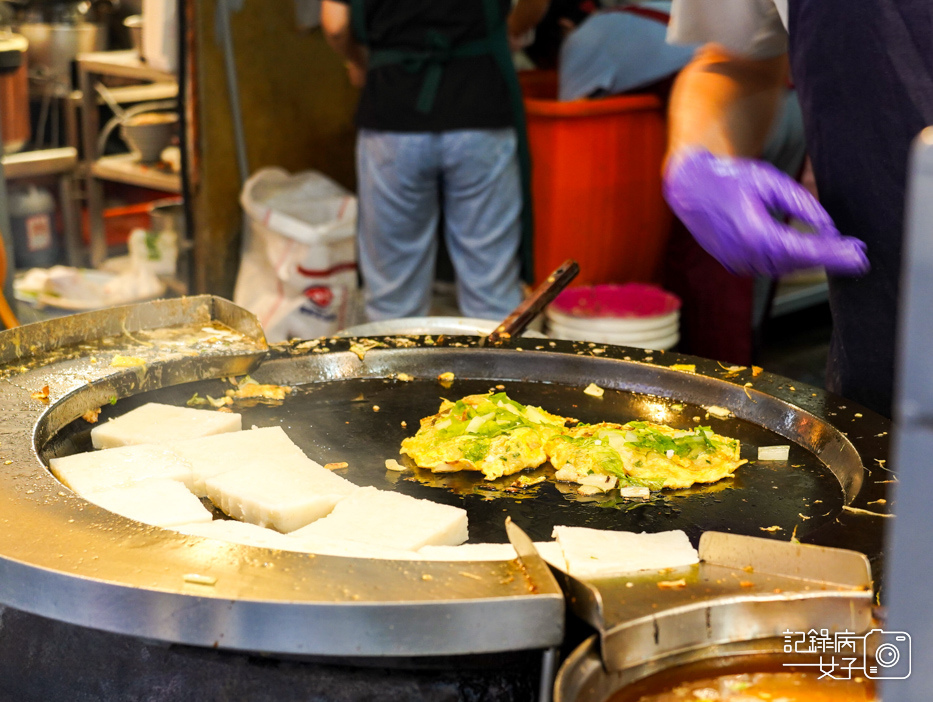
{"left": 83, "top": 478, "right": 213, "bottom": 528}
{"left": 91, "top": 402, "right": 241, "bottom": 449}
{"left": 173, "top": 520, "right": 300, "bottom": 550}
{"left": 49, "top": 443, "right": 195, "bottom": 494}
{"left": 286, "top": 535, "right": 420, "bottom": 560}
{"left": 169, "top": 425, "right": 301, "bottom": 497}
{"left": 202, "top": 459, "right": 358, "bottom": 533}
{"left": 552, "top": 526, "right": 699, "bottom": 580}
{"left": 289, "top": 486, "right": 468, "bottom": 552}
{"left": 418, "top": 542, "right": 567, "bottom": 569}
{"left": 417, "top": 543, "right": 517, "bottom": 561}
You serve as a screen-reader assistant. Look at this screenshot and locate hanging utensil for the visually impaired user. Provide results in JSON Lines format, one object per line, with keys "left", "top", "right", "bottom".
{"left": 485, "top": 258, "right": 579, "bottom": 345}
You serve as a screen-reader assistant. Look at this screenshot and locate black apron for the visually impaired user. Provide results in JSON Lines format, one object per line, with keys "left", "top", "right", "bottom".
{"left": 349, "top": 0, "right": 535, "bottom": 282}
{"left": 788, "top": 0, "right": 933, "bottom": 418}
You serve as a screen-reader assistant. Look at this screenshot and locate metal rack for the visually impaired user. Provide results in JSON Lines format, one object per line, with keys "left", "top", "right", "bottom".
{"left": 76, "top": 50, "right": 180, "bottom": 268}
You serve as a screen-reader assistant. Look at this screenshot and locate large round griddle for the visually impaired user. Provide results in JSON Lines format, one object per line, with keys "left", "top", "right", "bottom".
{"left": 0, "top": 298, "right": 892, "bottom": 661}
{"left": 56, "top": 374, "right": 844, "bottom": 546}
{"left": 45, "top": 335, "right": 893, "bottom": 573}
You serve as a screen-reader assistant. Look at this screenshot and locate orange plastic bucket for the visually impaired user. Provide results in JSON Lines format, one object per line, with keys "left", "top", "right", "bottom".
{"left": 520, "top": 70, "right": 672, "bottom": 287}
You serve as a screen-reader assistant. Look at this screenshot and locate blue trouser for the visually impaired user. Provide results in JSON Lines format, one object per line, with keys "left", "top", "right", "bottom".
{"left": 355, "top": 128, "right": 524, "bottom": 322}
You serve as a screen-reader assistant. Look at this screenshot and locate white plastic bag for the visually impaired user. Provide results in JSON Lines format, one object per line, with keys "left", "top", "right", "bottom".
{"left": 234, "top": 167, "right": 359, "bottom": 342}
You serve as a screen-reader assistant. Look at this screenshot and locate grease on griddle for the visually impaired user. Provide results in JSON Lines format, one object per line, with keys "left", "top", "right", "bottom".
{"left": 402, "top": 459, "right": 552, "bottom": 501}
{"left": 349, "top": 338, "right": 386, "bottom": 361}
{"left": 187, "top": 374, "right": 293, "bottom": 410}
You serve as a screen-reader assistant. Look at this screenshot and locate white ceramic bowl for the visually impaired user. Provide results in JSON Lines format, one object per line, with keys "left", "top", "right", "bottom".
{"left": 547, "top": 319, "right": 678, "bottom": 344}
{"left": 120, "top": 112, "right": 177, "bottom": 162}
{"left": 547, "top": 307, "right": 679, "bottom": 333}
{"left": 548, "top": 283, "right": 681, "bottom": 334}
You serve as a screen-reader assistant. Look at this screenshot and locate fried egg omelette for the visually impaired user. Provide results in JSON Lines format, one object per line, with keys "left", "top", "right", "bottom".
{"left": 401, "top": 393, "right": 746, "bottom": 491}
{"left": 547, "top": 421, "right": 745, "bottom": 490}
{"left": 399, "top": 393, "right": 572, "bottom": 480}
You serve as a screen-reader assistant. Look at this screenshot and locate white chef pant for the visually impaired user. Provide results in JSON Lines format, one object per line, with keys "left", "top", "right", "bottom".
{"left": 355, "top": 128, "right": 524, "bottom": 322}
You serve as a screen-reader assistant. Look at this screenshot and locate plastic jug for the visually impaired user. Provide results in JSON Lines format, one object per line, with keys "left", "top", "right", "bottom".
{"left": 9, "top": 184, "right": 60, "bottom": 269}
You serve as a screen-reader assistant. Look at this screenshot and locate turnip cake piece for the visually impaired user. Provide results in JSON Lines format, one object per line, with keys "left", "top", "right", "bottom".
{"left": 91, "top": 402, "right": 241, "bottom": 449}
{"left": 552, "top": 526, "right": 698, "bottom": 579}
{"left": 289, "top": 486, "right": 468, "bottom": 552}
{"left": 169, "top": 425, "right": 300, "bottom": 497}
{"left": 84, "top": 478, "right": 213, "bottom": 528}
{"left": 202, "top": 460, "right": 358, "bottom": 533}
{"left": 49, "top": 443, "right": 194, "bottom": 493}
{"left": 173, "top": 520, "right": 300, "bottom": 550}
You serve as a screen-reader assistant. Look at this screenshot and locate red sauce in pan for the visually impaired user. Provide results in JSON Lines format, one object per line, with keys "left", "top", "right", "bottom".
{"left": 616, "top": 671, "right": 876, "bottom": 701}
{"left": 606, "top": 658, "right": 879, "bottom": 702}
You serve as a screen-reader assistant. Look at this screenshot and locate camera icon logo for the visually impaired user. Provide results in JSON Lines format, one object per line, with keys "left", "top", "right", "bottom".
{"left": 863, "top": 628, "right": 912, "bottom": 679}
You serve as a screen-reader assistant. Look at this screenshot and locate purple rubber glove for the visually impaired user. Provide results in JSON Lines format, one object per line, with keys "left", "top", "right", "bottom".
{"left": 663, "top": 149, "right": 870, "bottom": 277}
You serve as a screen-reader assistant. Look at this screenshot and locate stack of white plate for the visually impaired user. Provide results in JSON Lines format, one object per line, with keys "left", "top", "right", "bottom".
{"left": 545, "top": 283, "right": 681, "bottom": 350}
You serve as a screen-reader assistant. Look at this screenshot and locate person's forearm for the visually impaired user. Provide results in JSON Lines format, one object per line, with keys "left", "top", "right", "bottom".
{"left": 666, "top": 44, "right": 789, "bottom": 164}
{"left": 508, "top": 0, "right": 549, "bottom": 39}
{"left": 320, "top": 1, "right": 367, "bottom": 68}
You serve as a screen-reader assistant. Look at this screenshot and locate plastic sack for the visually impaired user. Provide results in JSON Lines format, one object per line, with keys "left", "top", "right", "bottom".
{"left": 234, "top": 167, "right": 359, "bottom": 342}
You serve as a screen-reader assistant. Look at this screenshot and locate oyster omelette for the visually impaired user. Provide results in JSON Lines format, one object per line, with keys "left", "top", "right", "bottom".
{"left": 400, "top": 392, "right": 746, "bottom": 492}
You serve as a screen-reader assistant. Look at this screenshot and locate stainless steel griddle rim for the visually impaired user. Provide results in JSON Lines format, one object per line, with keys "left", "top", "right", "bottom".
{"left": 0, "top": 551, "right": 565, "bottom": 657}
{"left": 548, "top": 531, "right": 874, "bottom": 674}
{"left": 8, "top": 416, "right": 566, "bottom": 655}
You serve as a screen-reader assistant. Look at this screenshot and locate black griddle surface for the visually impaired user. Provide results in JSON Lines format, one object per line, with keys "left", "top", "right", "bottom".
{"left": 47, "top": 375, "right": 844, "bottom": 546}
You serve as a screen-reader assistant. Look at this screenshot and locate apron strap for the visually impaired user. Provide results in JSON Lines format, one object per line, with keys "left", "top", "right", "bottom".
{"left": 369, "top": 33, "right": 493, "bottom": 114}
{"left": 349, "top": 0, "right": 367, "bottom": 46}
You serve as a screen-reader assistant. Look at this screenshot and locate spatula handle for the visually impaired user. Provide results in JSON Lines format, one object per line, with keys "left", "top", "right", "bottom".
{"left": 485, "top": 259, "right": 579, "bottom": 345}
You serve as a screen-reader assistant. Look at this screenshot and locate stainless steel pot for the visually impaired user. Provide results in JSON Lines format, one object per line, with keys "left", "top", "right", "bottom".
{"left": 16, "top": 20, "right": 106, "bottom": 95}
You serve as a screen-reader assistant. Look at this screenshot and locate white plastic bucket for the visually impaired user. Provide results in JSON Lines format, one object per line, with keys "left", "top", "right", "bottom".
{"left": 233, "top": 167, "right": 359, "bottom": 342}
{"left": 548, "top": 320, "right": 678, "bottom": 344}
{"left": 547, "top": 324, "right": 679, "bottom": 350}
{"left": 548, "top": 308, "right": 679, "bottom": 333}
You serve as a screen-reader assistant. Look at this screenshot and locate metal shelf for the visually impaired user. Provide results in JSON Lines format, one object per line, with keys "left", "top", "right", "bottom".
{"left": 3, "top": 147, "right": 77, "bottom": 179}
{"left": 77, "top": 51, "right": 181, "bottom": 269}
{"left": 91, "top": 154, "right": 181, "bottom": 193}
{"left": 76, "top": 50, "right": 175, "bottom": 83}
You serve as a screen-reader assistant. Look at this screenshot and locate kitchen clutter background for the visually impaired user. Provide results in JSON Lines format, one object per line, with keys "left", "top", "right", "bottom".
{"left": 0, "top": 0, "right": 816, "bottom": 367}
{"left": 2, "top": 0, "right": 182, "bottom": 321}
